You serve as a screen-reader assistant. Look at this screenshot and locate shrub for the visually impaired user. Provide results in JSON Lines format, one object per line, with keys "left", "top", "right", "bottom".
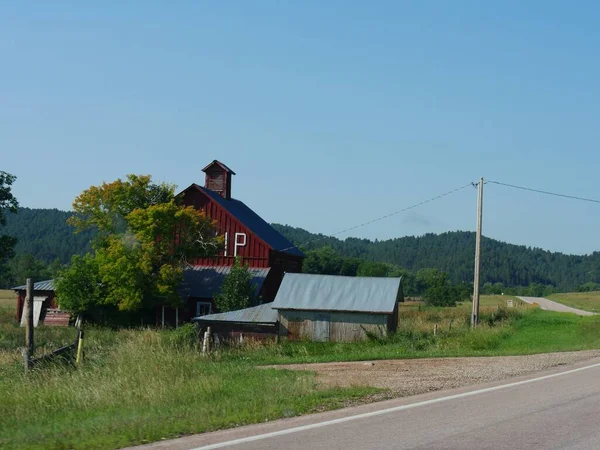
{"left": 166, "top": 323, "right": 199, "bottom": 350}
{"left": 214, "top": 258, "right": 256, "bottom": 312}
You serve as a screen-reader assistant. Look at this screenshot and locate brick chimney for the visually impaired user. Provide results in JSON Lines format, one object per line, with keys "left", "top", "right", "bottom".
{"left": 202, "top": 160, "right": 236, "bottom": 199}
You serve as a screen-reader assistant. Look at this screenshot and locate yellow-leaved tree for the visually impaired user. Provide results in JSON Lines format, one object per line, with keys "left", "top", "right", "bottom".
{"left": 56, "top": 175, "right": 223, "bottom": 315}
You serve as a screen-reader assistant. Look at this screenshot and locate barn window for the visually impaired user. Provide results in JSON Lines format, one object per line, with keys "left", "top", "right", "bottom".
{"left": 196, "top": 302, "right": 212, "bottom": 317}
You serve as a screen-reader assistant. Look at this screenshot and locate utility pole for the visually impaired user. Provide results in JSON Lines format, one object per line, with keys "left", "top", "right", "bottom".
{"left": 24, "top": 278, "right": 34, "bottom": 370}
{"left": 471, "top": 178, "right": 484, "bottom": 328}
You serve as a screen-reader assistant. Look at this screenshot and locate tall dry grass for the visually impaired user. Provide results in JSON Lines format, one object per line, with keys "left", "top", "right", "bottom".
{"left": 0, "top": 324, "right": 375, "bottom": 450}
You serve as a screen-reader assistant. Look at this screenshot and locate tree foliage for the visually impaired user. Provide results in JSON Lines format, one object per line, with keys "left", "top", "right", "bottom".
{"left": 55, "top": 255, "right": 103, "bottom": 314}
{"left": 0, "top": 172, "right": 19, "bottom": 287}
{"left": 3, "top": 207, "right": 95, "bottom": 266}
{"left": 274, "top": 224, "right": 600, "bottom": 293}
{"left": 213, "top": 258, "right": 256, "bottom": 313}
{"left": 6, "top": 213, "right": 600, "bottom": 295}
{"left": 418, "top": 269, "right": 463, "bottom": 307}
{"left": 69, "top": 174, "right": 175, "bottom": 236}
{"left": 0, "top": 253, "right": 63, "bottom": 288}
{"left": 56, "top": 175, "right": 223, "bottom": 313}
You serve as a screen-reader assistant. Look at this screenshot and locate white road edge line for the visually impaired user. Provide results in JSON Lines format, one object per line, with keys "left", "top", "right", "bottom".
{"left": 192, "top": 361, "right": 600, "bottom": 450}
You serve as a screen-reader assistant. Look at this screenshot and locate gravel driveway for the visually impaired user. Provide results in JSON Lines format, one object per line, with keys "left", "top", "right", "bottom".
{"left": 273, "top": 351, "right": 600, "bottom": 398}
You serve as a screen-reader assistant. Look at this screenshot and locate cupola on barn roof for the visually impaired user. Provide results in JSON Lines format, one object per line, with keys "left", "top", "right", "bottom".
{"left": 202, "top": 160, "right": 236, "bottom": 175}
{"left": 202, "top": 160, "right": 235, "bottom": 200}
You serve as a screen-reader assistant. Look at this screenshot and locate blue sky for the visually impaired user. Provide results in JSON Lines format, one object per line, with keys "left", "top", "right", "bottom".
{"left": 2, "top": 2, "right": 600, "bottom": 255}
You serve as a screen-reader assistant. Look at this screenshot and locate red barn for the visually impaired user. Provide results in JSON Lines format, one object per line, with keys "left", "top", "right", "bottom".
{"left": 158, "top": 160, "right": 305, "bottom": 326}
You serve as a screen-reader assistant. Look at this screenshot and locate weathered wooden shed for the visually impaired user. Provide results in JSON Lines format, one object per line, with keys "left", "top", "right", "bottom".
{"left": 273, "top": 273, "right": 403, "bottom": 342}
{"left": 192, "top": 302, "right": 279, "bottom": 342}
{"left": 13, "top": 279, "right": 71, "bottom": 327}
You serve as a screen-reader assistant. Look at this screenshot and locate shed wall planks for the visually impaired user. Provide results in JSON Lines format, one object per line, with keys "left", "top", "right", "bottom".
{"left": 278, "top": 310, "right": 390, "bottom": 342}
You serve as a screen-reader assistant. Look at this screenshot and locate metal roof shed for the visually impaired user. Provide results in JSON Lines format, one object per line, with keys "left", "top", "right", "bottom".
{"left": 12, "top": 279, "right": 69, "bottom": 327}
{"left": 272, "top": 274, "right": 403, "bottom": 342}
{"left": 192, "top": 303, "right": 278, "bottom": 325}
{"left": 192, "top": 303, "right": 279, "bottom": 342}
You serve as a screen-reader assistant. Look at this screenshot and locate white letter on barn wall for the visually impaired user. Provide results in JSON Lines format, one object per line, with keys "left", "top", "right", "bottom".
{"left": 234, "top": 233, "right": 247, "bottom": 257}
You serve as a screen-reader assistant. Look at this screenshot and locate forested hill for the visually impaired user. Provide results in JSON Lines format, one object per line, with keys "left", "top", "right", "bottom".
{"left": 3, "top": 208, "right": 600, "bottom": 291}
{"left": 4, "top": 207, "right": 94, "bottom": 264}
{"left": 272, "top": 224, "right": 600, "bottom": 291}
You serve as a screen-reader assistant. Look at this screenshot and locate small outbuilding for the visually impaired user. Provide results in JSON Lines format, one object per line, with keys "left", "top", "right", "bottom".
{"left": 272, "top": 273, "right": 403, "bottom": 342}
{"left": 192, "top": 302, "right": 279, "bottom": 342}
{"left": 13, "top": 279, "right": 71, "bottom": 327}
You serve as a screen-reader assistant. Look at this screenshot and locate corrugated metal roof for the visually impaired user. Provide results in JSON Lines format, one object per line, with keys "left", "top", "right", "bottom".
{"left": 12, "top": 279, "right": 55, "bottom": 291}
{"left": 192, "top": 302, "right": 278, "bottom": 324}
{"left": 191, "top": 185, "right": 305, "bottom": 258}
{"left": 180, "top": 265, "right": 270, "bottom": 299}
{"left": 272, "top": 273, "right": 402, "bottom": 314}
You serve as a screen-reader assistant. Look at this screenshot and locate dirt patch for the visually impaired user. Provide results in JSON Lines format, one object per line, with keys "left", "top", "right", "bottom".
{"left": 270, "top": 350, "right": 600, "bottom": 399}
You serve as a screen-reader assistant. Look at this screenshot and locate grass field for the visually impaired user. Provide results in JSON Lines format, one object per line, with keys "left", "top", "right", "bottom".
{"left": 223, "top": 303, "right": 599, "bottom": 365}
{"left": 0, "top": 289, "right": 15, "bottom": 310}
{"left": 0, "top": 324, "right": 376, "bottom": 450}
{"left": 1, "top": 296, "right": 600, "bottom": 449}
{"left": 548, "top": 291, "right": 600, "bottom": 313}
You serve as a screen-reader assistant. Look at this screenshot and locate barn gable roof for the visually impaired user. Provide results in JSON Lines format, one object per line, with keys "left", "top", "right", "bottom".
{"left": 180, "top": 265, "right": 270, "bottom": 299}
{"left": 272, "top": 273, "right": 402, "bottom": 314}
{"left": 183, "top": 184, "right": 304, "bottom": 258}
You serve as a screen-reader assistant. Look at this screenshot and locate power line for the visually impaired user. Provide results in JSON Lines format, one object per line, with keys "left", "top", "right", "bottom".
{"left": 278, "top": 182, "right": 476, "bottom": 253}
{"left": 487, "top": 180, "right": 600, "bottom": 205}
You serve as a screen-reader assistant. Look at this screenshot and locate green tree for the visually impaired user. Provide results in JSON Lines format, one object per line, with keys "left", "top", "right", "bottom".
{"left": 419, "top": 269, "right": 460, "bottom": 307}
{"left": 55, "top": 255, "right": 104, "bottom": 315}
{"left": 303, "top": 246, "right": 343, "bottom": 275}
{"left": 527, "top": 282, "right": 545, "bottom": 297}
{"left": 62, "top": 175, "right": 223, "bottom": 312}
{"left": 4, "top": 254, "right": 50, "bottom": 287}
{"left": 415, "top": 268, "right": 442, "bottom": 296}
{"left": 0, "top": 172, "right": 18, "bottom": 287}
{"left": 356, "top": 261, "right": 393, "bottom": 277}
{"left": 213, "top": 258, "right": 256, "bottom": 312}
{"left": 340, "top": 257, "right": 362, "bottom": 276}
{"left": 455, "top": 282, "right": 474, "bottom": 302}
{"left": 577, "top": 282, "right": 600, "bottom": 292}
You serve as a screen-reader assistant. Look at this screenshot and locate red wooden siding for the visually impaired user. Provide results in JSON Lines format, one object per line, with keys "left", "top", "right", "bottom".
{"left": 15, "top": 290, "right": 58, "bottom": 322}
{"left": 181, "top": 188, "right": 272, "bottom": 268}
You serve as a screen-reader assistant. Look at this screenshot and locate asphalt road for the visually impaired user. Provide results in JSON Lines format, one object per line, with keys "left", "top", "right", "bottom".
{"left": 135, "top": 358, "right": 600, "bottom": 450}
{"left": 517, "top": 296, "right": 596, "bottom": 316}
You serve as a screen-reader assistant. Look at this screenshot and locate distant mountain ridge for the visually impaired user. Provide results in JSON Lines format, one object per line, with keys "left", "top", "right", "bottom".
{"left": 4, "top": 207, "right": 94, "bottom": 264}
{"left": 3, "top": 208, "right": 599, "bottom": 291}
{"left": 271, "top": 224, "right": 600, "bottom": 291}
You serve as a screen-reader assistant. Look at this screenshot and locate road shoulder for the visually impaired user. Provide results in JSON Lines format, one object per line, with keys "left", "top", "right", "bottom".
{"left": 128, "top": 352, "right": 600, "bottom": 450}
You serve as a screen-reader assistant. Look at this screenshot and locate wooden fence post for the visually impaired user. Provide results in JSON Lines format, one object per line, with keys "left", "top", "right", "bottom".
{"left": 24, "top": 278, "right": 34, "bottom": 372}
{"left": 22, "top": 348, "right": 30, "bottom": 373}
{"left": 202, "top": 327, "right": 212, "bottom": 354}
{"left": 76, "top": 330, "right": 85, "bottom": 365}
